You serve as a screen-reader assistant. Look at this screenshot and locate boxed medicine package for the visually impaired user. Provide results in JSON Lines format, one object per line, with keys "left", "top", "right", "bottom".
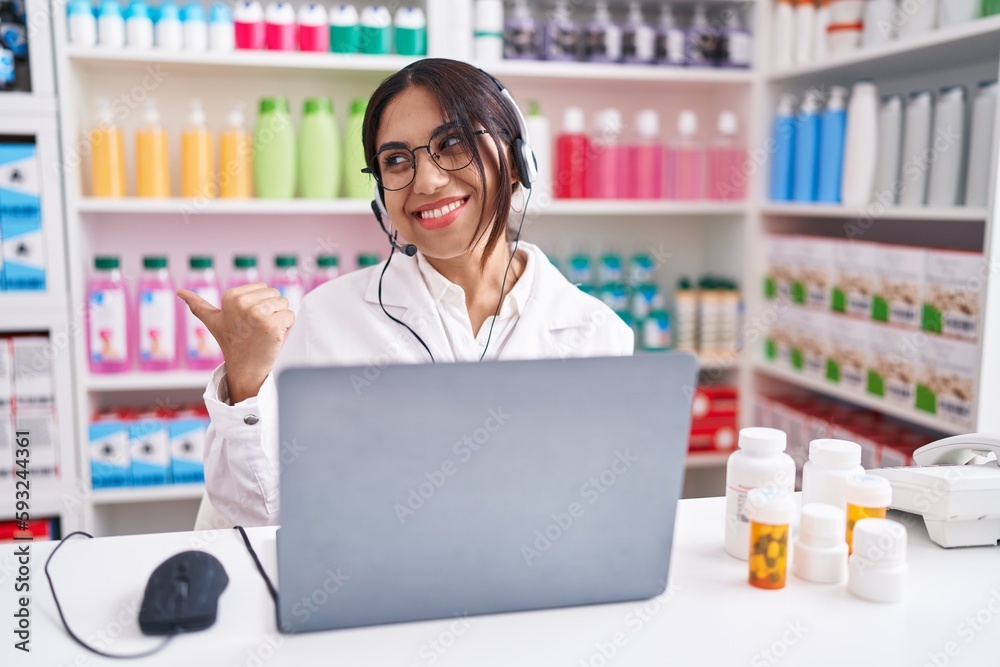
{"left": 831, "top": 240, "right": 878, "bottom": 318}
{"left": 916, "top": 336, "right": 978, "bottom": 429}
{"left": 922, "top": 249, "right": 983, "bottom": 340}
{"left": 872, "top": 244, "right": 925, "bottom": 329}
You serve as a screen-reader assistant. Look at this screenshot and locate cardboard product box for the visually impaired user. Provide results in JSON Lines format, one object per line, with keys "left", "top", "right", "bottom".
{"left": 0, "top": 408, "right": 12, "bottom": 479}
{"left": 923, "top": 249, "right": 984, "bottom": 341}
{"left": 89, "top": 412, "right": 132, "bottom": 489}
{"left": 765, "top": 235, "right": 797, "bottom": 303}
{"left": 0, "top": 143, "right": 45, "bottom": 292}
{"left": 867, "top": 322, "right": 919, "bottom": 407}
{"left": 0, "top": 338, "right": 12, "bottom": 408}
{"left": 872, "top": 244, "right": 926, "bottom": 329}
{"left": 11, "top": 336, "right": 53, "bottom": 408}
{"left": 691, "top": 386, "right": 738, "bottom": 421}
{"left": 753, "top": 393, "right": 776, "bottom": 429}
{"left": 763, "top": 304, "right": 797, "bottom": 370}
{"left": 826, "top": 316, "right": 870, "bottom": 392}
{"left": 12, "top": 408, "right": 58, "bottom": 477}
{"left": 793, "top": 237, "right": 834, "bottom": 311}
{"left": 772, "top": 400, "right": 810, "bottom": 480}
{"left": 689, "top": 415, "right": 738, "bottom": 452}
{"left": 798, "top": 310, "right": 830, "bottom": 379}
{"left": 831, "top": 240, "right": 878, "bottom": 318}
{"left": 130, "top": 410, "right": 172, "bottom": 486}
{"left": 916, "top": 336, "right": 978, "bottom": 429}
{"left": 169, "top": 406, "right": 209, "bottom": 485}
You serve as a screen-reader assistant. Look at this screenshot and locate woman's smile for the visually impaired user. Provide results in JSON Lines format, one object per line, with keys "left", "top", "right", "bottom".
{"left": 411, "top": 195, "right": 471, "bottom": 230}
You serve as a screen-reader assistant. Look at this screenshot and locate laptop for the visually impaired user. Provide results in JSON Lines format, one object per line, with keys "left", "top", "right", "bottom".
{"left": 274, "top": 353, "right": 698, "bottom": 633}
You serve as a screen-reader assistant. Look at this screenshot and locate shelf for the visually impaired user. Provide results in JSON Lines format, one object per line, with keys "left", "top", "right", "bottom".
{"left": 684, "top": 451, "right": 730, "bottom": 468}
{"left": 768, "top": 15, "right": 1000, "bottom": 83}
{"left": 0, "top": 92, "right": 58, "bottom": 117}
{"left": 486, "top": 59, "right": 753, "bottom": 85}
{"left": 90, "top": 484, "right": 205, "bottom": 505}
{"left": 536, "top": 200, "right": 748, "bottom": 217}
{"left": 753, "top": 361, "right": 966, "bottom": 436}
{"left": 77, "top": 197, "right": 373, "bottom": 216}
{"left": 760, "top": 203, "right": 989, "bottom": 222}
{"left": 87, "top": 370, "right": 213, "bottom": 392}
{"left": 0, "top": 293, "right": 66, "bottom": 332}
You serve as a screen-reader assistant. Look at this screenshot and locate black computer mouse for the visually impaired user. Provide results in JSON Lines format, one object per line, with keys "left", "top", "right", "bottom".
{"left": 139, "top": 551, "right": 229, "bottom": 635}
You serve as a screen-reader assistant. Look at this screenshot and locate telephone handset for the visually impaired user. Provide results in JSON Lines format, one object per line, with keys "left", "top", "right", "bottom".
{"left": 869, "top": 433, "right": 1000, "bottom": 548}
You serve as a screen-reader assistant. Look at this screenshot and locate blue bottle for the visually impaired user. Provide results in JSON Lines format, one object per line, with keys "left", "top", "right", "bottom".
{"left": 769, "top": 94, "right": 797, "bottom": 202}
{"left": 818, "top": 86, "right": 848, "bottom": 203}
{"left": 793, "top": 90, "right": 822, "bottom": 202}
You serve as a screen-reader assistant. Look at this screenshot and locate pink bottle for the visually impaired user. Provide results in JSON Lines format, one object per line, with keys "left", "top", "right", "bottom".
{"left": 228, "top": 254, "right": 260, "bottom": 290}
{"left": 297, "top": 3, "right": 328, "bottom": 52}
{"left": 668, "top": 110, "right": 706, "bottom": 200}
{"left": 555, "top": 107, "right": 589, "bottom": 199}
{"left": 87, "top": 256, "right": 132, "bottom": 374}
{"left": 182, "top": 256, "right": 225, "bottom": 370}
{"left": 265, "top": 1, "right": 296, "bottom": 51}
{"left": 233, "top": 0, "right": 265, "bottom": 49}
{"left": 137, "top": 255, "right": 179, "bottom": 372}
{"left": 310, "top": 254, "right": 340, "bottom": 291}
{"left": 587, "top": 108, "right": 625, "bottom": 199}
{"left": 272, "top": 254, "right": 305, "bottom": 313}
{"left": 627, "top": 109, "right": 664, "bottom": 199}
{"left": 708, "top": 111, "right": 748, "bottom": 201}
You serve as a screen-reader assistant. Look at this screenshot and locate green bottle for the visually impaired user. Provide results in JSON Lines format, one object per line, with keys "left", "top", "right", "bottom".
{"left": 298, "top": 98, "right": 340, "bottom": 199}
{"left": 342, "top": 98, "right": 372, "bottom": 199}
{"left": 253, "top": 97, "right": 296, "bottom": 199}
{"left": 985, "top": 0, "right": 1000, "bottom": 15}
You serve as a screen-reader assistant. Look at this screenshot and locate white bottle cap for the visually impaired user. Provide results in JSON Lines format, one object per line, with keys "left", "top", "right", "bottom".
{"left": 297, "top": 3, "right": 327, "bottom": 26}
{"left": 793, "top": 503, "right": 848, "bottom": 584}
{"left": 394, "top": 6, "right": 425, "bottom": 28}
{"left": 746, "top": 488, "right": 794, "bottom": 526}
{"left": 846, "top": 474, "right": 892, "bottom": 508}
{"left": 595, "top": 108, "right": 623, "bottom": 136}
{"left": 593, "top": 0, "right": 611, "bottom": 22}
{"left": 910, "top": 89, "right": 933, "bottom": 104}
{"left": 563, "top": 106, "right": 585, "bottom": 133}
{"left": 658, "top": 4, "right": 675, "bottom": 27}
{"left": 474, "top": 0, "right": 503, "bottom": 31}
{"left": 360, "top": 5, "right": 391, "bottom": 26}
{"left": 265, "top": 1, "right": 294, "bottom": 24}
{"left": 738, "top": 427, "right": 787, "bottom": 456}
{"left": 801, "top": 89, "right": 823, "bottom": 113}
{"left": 717, "top": 110, "right": 738, "bottom": 136}
{"left": 227, "top": 102, "right": 245, "bottom": 128}
{"left": 882, "top": 94, "right": 903, "bottom": 110}
{"left": 826, "top": 85, "right": 849, "bottom": 111}
{"left": 626, "top": 0, "right": 643, "bottom": 24}
{"left": 188, "top": 99, "right": 206, "bottom": 127}
{"left": 677, "top": 110, "right": 698, "bottom": 136}
{"left": 636, "top": 109, "right": 659, "bottom": 139}
{"left": 329, "top": 4, "right": 358, "bottom": 25}
{"left": 233, "top": 0, "right": 263, "bottom": 23}
{"left": 143, "top": 99, "right": 161, "bottom": 125}
{"left": 777, "top": 93, "right": 798, "bottom": 116}
{"left": 939, "top": 84, "right": 966, "bottom": 102}
{"left": 96, "top": 97, "right": 115, "bottom": 124}
{"left": 511, "top": 0, "right": 531, "bottom": 21}
{"left": 849, "top": 519, "right": 908, "bottom": 603}
{"left": 809, "top": 439, "right": 862, "bottom": 469}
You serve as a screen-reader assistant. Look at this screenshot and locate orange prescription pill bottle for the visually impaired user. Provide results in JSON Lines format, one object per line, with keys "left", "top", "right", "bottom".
{"left": 747, "top": 488, "right": 795, "bottom": 590}
{"left": 845, "top": 474, "right": 892, "bottom": 554}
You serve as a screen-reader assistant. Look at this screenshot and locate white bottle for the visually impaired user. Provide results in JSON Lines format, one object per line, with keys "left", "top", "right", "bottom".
{"left": 841, "top": 80, "right": 879, "bottom": 207}
{"left": 524, "top": 100, "right": 551, "bottom": 200}
{"left": 927, "top": 86, "right": 968, "bottom": 207}
{"left": 155, "top": 2, "right": 184, "bottom": 50}
{"left": 724, "top": 427, "right": 796, "bottom": 561}
{"left": 793, "top": 504, "right": 849, "bottom": 584}
{"left": 848, "top": 519, "right": 908, "bottom": 603}
{"left": 97, "top": 0, "right": 126, "bottom": 48}
{"left": 965, "top": 81, "right": 998, "bottom": 208}
{"left": 622, "top": 0, "right": 655, "bottom": 64}
{"left": 209, "top": 2, "right": 235, "bottom": 51}
{"left": 68, "top": 0, "right": 98, "bottom": 47}
{"left": 862, "top": 0, "right": 896, "bottom": 49}
{"left": 873, "top": 94, "right": 904, "bottom": 204}
{"left": 794, "top": 0, "right": 815, "bottom": 66}
{"left": 813, "top": 0, "right": 830, "bottom": 62}
{"left": 772, "top": 0, "right": 794, "bottom": 71}
{"left": 125, "top": 1, "right": 154, "bottom": 49}
{"left": 183, "top": 2, "right": 209, "bottom": 51}
{"left": 898, "top": 90, "right": 935, "bottom": 206}
{"left": 897, "top": 0, "right": 937, "bottom": 40}
{"left": 801, "top": 439, "right": 864, "bottom": 509}
{"left": 938, "top": 0, "right": 979, "bottom": 28}
{"left": 474, "top": 0, "right": 504, "bottom": 62}
{"left": 655, "top": 4, "right": 686, "bottom": 66}
{"left": 428, "top": 0, "right": 472, "bottom": 60}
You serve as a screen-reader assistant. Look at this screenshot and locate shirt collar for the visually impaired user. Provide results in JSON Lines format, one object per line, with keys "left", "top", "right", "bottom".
{"left": 415, "top": 243, "right": 535, "bottom": 317}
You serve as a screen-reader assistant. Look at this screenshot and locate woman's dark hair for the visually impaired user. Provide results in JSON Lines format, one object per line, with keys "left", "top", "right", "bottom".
{"left": 363, "top": 58, "right": 524, "bottom": 269}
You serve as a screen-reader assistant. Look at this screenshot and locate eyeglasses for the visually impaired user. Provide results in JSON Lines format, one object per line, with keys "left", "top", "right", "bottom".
{"left": 363, "top": 129, "right": 489, "bottom": 192}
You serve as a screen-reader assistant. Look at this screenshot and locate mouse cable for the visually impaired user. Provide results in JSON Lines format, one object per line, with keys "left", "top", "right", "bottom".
{"left": 233, "top": 526, "right": 277, "bottom": 603}
{"left": 44, "top": 531, "right": 176, "bottom": 659}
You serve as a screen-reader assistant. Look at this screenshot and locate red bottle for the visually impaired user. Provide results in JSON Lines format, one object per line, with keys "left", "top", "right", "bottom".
{"left": 555, "top": 107, "right": 589, "bottom": 199}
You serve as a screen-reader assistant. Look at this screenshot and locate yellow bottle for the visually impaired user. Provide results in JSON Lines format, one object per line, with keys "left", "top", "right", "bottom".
{"left": 89, "top": 98, "right": 127, "bottom": 198}
{"left": 182, "top": 99, "right": 216, "bottom": 199}
{"left": 219, "top": 103, "right": 253, "bottom": 198}
{"left": 136, "top": 99, "right": 171, "bottom": 198}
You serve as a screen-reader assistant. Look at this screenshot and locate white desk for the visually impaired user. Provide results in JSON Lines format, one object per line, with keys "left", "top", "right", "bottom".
{"left": 2, "top": 497, "right": 998, "bottom": 666}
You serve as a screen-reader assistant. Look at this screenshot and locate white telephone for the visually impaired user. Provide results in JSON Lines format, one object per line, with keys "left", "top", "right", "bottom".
{"left": 868, "top": 433, "right": 1000, "bottom": 548}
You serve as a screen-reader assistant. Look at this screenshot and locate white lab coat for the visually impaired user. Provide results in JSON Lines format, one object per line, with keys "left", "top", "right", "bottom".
{"left": 201, "top": 242, "right": 633, "bottom": 526}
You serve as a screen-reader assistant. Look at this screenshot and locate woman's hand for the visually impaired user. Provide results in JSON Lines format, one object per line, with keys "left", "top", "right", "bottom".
{"left": 177, "top": 282, "right": 294, "bottom": 403}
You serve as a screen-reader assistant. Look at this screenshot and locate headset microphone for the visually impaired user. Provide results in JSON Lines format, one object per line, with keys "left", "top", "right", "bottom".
{"left": 371, "top": 199, "right": 418, "bottom": 257}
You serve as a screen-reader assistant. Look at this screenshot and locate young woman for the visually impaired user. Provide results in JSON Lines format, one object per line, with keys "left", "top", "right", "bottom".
{"left": 179, "top": 59, "right": 633, "bottom": 527}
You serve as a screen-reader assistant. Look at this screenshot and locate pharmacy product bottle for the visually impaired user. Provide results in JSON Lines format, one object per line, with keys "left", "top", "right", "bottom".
{"left": 394, "top": 6, "right": 426, "bottom": 56}
{"left": 272, "top": 255, "right": 304, "bottom": 313}
{"left": 182, "top": 1, "right": 208, "bottom": 51}
{"left": 841, "top": 80, "right": 879, "bottom": 207}
{"left": 67, "top": 0, "right": 97, "bottom": 46}
{"left": 793, "top": 503, "right": 848, "bottom": 584}
{"left": 209, "top": 2, "right": 234, "bottom": 51}
{"left": 311, "top": 254, "right": 340, "bottom": 291}
{"left": 136, "top": 99, "right": 171, "bottom": 198}
{"left": 965, "top": 81, "right": 998, "bottom": 207}
{"left": 265, "top": 1, "right": 296, "bottom": 51}
{"left": 708, "top": 111, "right": 746, "bottom": 201}
{"left": 794, "top": 0, "right": 815, "bottom": 65}
{"left": 87, "top": 256, "right": 132, "bottom": 373}
{"left": 598, "top": 251, "right": 624, "bottom": 285}
{"left": 474, "top": 0, "right": 503, "bottom": 62}
{"left": 137, "top": 256, "right": 178, "bottom": 371}
{"left": 938, "top": 0, "right": 979, "bottom": 28}
{"left": 897, "top": 0, "right": 937, "bottom": 40}
{"left": 124, "top": 0, "right": 153, "bottom": 49}
{"left": 772, "top": 0, "right": 794, "bottom": 70}
{"left": 848, "top": 519, "right": 907, "bottom": 602}
{"left": 685, "top": 4, "right": 716, "bottom": 68}
{"left": 583, "top": 0, "right": 621, "bottom": 63}
{"left": 670, "top": 111, "right": 706, "bottom": 200}
{"left": 155, "top": 2, "right": 183, "bottom": 50}
{"left": 674, "top": 276, "right": 697, "bottom": 352}
{"left": 298, "top": 97, "right": 339, "bottom": 199}
{"left": 845, "top": 474, "right": 892, "bottom": 553}
{"left": 342, "top": 98, "right": 370, "bottom": 199}
{"left": 813, "top": 0, "right": 830, "bottom": 62}
{"left": 746, "top": 489, "right": 794, "bottom": 590}
{"left": 801, "top": 439, "right": 864, "bottom": 509}
{"left": 898, "top": 90, "right": 934, "bottom": 206}
{"left": 720, "top": 6, "right": 752, "bottom": 69}
{"left": 298, "top": 4, "right": 329, "bottom": 52}
{"left": 542, "top": 0, "right": 578, "bottom": 61}
{"left": 359, "top": 5, "right": 392, "bottom": 55}
{"left": 863, "top": 0, "right": 896, "bottom": 48}
{"left": 588, "top": 108, "right": 623, "bottom": 199}
{"left": 97, "top": 0, "right": 125, "bottom": 48}
{"left": 555, "top": 107, "right": 589, "bottom": 199}
{"left": 927, "top": 85, "right": 968, "bottom": 206}
{"left": 725, "top": 427, "right": 796, "bottom": 561}
{"left": 654, "top": 4, "right": 685, "bottom": 66}
{"left": 181, "top": 99, "right": 216, "bottom": 199}
{"left": 627, "top": 110, "right": 663, "bottom": 199}
{"left": 504, "top": 0, "right": 539, "bottom": 60}
{"left": 770, "top": 94, "right": 797, "bottom": 201}
{"left": 793, "top": 89, "right": 822, "bottom": 202}
{"left": 253, "top": 96, "right": 296, "bottom": 199}
{"left": 817, "top": 86, "right": 847, "bottom": 203}
{"left": 873, "top": 94, "right": 904, "bottom": 204}
{"left": 698, "top": 277, "right": 721, "bottom": 353}
{"left": 219, "top": 102, "right": 253, "bottom": 198}
{"left": 233, "top": 0, "right": 265, "bottom": 49}
{"left": 330, "top": 4, "right": 360, "bottom": 53}
{"left": 524, "top": 100, "right": 551, "bottom": 197}
{"left": 622, "top": 0, "right": 654, "bottom": 65}
{"left": 90, "top": 98, "right": 127, "bottom": 198}
{"left": 228, "top": 254, "right": 260, "bottom": 289}
{"left": 183, "top": 256, "right": 224, "bottom": 369}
